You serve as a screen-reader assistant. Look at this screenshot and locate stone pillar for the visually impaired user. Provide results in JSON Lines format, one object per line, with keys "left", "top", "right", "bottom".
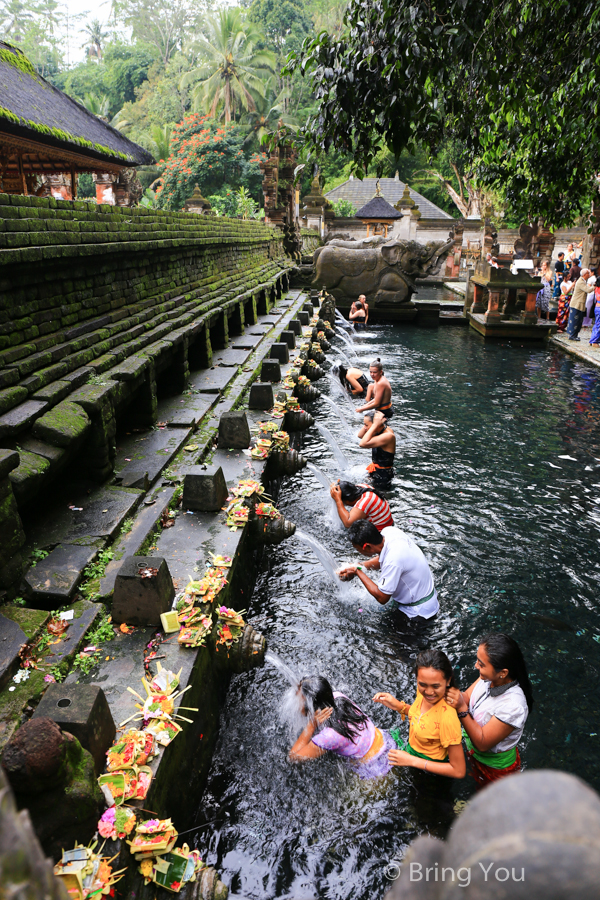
{"left": 521, "top": 287, "right": 539, "bottom": 324}
{"left": 41, "top": 173, "right": 73, "bottom": 201}
{"left": 471, "top": 283, "right": 487, "bottom": 313}
{"left": 93, "top": 173, "right": 116, "bottom": 205}
{"left": 484, "top": 288, "right": 503, "bottom": 323}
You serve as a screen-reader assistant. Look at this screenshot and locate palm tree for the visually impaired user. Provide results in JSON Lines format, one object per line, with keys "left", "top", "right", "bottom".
{"left": 81, "top": 18, "right": 109, "bottom": 61}
{"left": 79, "top": 92, "right": 111, "bottom": 118}
{"left": 144, "top": 124, "right": 173, "bottom": 163}
{"left": 242, "top": 77, "right": 298, "bottom": 145}
{"left": 183, "top": 8, "right": 275, "bottom": 124}
{"left": 1, "top": 0, "right": 33, "bottom": 41}
{"left": 35, "top": 0, "right": 63, "bottom": 36}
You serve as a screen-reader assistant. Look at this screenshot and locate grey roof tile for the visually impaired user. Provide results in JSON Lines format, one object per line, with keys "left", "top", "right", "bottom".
{"left": 325, "top": 177, "right": 453, "bottom": 219}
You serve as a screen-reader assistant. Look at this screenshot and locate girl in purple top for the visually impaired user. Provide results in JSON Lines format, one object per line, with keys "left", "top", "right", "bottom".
{"left": 289, "top": 675, "right": 396, "bottom": 779}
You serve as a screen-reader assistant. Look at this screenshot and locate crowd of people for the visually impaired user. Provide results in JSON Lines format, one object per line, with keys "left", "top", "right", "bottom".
{"left": 286, "top": 324, "right": 533, "bottom": 792}
{"left": 535, "top": 242, "right": 600, "bottom": 344}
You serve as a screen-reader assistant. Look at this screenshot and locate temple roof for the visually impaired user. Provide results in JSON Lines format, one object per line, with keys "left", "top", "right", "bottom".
{"left": 355, "top": 195, "right": 402, "bottom": 219}
{"left": 0, "top": 41, "right": 153, "bottom": 169}
{"left": 326, "top": 177, "right": 453, "bottom": 219}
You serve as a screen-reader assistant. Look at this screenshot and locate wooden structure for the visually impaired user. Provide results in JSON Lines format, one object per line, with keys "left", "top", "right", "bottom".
{"left": 0, "top": 40, "right": 152, "bottom": 201}
{"left": 356, "top": 184, "right": 402, "bottom": 238}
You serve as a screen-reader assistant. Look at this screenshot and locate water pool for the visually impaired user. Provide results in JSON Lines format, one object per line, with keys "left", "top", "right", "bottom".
{"left": 194, "top": 325, "right": 600, "bottom": 900}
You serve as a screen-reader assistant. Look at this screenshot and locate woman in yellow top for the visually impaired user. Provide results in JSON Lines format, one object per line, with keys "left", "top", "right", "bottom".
{"left": 373, "top": 648, "right": 466, "bottom": 778}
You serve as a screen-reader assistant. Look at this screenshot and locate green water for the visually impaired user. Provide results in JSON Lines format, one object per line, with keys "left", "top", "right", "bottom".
{"left": 194, "top": 324, "right": 600, "bottom": 900}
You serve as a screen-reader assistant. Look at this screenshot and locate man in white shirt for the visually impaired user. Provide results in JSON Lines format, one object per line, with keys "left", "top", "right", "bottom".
{"left": 338, "top": 521, "right": 439, "bottom": 619}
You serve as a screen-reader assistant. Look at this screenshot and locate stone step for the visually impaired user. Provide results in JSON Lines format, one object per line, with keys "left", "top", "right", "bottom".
{"left": 114, "top": 425, "right": 192, "bottom": 489}
{"left": 23, "top": 544, "right": 99, "bottom": 607}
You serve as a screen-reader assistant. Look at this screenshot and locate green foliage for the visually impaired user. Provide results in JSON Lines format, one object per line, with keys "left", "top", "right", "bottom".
{"left": 331, "top": 198, "right": 355, "bottom": 217}
{"left": 208, "top": 186, "right": 239, "bottom": 217}
{"left": 86, "top": 612, "right": 115, "bottom": 645}
{"left": 290, "top": 0, "right": 600, "bottom": 226}
{"left": 49, "top": 663, "right": 65, "bottom": 682}
{"left": 79, "top": 549, "right": 113, "bottom": 600}
{"left": 235, "top": 186, "right": 259, "bottom": 218}
{"left": 247, "top": 0, "right": 312, "bottom": 64}
{"left": 156, "top": 114, "right": 265, "bottom": 209}
{"left": 184, "top": 7, "right": 276, "bottom": 124}
{"left": 77, "top": 172, "right": 95, "bottom": 199}
{"left": 29, "top": 548, "right": 49, "bottom": 568}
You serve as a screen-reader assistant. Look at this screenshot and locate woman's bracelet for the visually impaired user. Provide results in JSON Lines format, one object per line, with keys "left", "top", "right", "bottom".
{"left": 423, "top": 761, "right": 428, "bottom": 772}
{"left": 457, "top": 710, "right": 469, "bottom": 719}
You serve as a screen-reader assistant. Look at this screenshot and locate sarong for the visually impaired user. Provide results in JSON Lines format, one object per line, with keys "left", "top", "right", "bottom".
{"left": 390, "top": 730, "right": 448, "bottom": 764}
{"left": 557, "top": 296, "right": 571, "bottom": 331}
{"left": 348, "top": 728, "right": 396, "bottom": 779}
{"left": 467, "top": 747, "right": 521, "bottom": 787}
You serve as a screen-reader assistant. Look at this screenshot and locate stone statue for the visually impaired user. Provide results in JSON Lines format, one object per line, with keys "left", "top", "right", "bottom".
{"left": 313, "top": 237, "right": 453, "bottom": 310}
{"left": 387, "top": 770, "right": 600, "bottom": 899}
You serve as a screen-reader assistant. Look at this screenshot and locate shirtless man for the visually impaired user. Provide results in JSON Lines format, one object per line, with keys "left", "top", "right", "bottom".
{"left": 358, "top": 410, "right": 396, "bottom": 487}
{"left": 350, "top": 294, "right": 369, "bottom": 325}
{"left": 356, "top": 359, "right": 393, "bottom": 418}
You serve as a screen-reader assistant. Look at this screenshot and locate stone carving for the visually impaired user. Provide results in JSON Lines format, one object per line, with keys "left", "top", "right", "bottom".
{"left": 514, "top": 219, "right": 555, "bottom": 263}
{"left": 313, "top": 237, "right": 453, "bottom": 308}
{"left": 387, "top": 770, "right": 600, "bottom": 899}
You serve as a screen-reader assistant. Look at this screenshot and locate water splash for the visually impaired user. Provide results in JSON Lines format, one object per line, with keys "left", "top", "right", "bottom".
{"left": 331, "top": 346, "right": 353, "bottom": 367}
{"left": 318, "top": 395, "right": 355, "bottom": 438}
{"left": 335, "top": 328, "right": 358, "bottom": 355}
{"left": 295, "top": 529, "right": 343, "bottom": 586}
{"left": 315, "top": 423, "right": 350, "bottom": 471}
{"left": 335, "top": 310, "right": 353, "bottom": 330}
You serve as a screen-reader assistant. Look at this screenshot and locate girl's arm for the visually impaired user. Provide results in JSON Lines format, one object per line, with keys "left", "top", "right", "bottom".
{"left": 289, "top": 708, "right": 332, "bottom": 760}
{"left": 372, "top": 692, "right": 410, "bottom": 715}
{"left": 388, "top": 742, "right": 466, "bottom": 779}
{"left": 448, "top": 680, "right": 515, "bottom": 752}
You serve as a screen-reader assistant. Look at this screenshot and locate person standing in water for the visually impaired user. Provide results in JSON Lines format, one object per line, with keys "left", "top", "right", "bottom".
{"left": 445, "top": 633, "right": 533, "bottom": 788}
{"left": 373, "top": 649, "right": 465, "bottom": 778}
{"left": 338, "top": 521, "right": 439, "bottom": 619}
{"left": 349, "top": 300, "right": 367, "bottom": 329}
{"left": 358, "top": 411, "right": 396, "bottom": 487}
{"left": 350, "top": 294, "right": 369, "bottom": 326}
{"left": 329, "top": 480, "right": 394, "bottom": 530}
{"left": 356, "top": 359, "right": 393, "bottom": 418}
{"left": 289, "top": 675, "right": 396, "bottom": 778}
{"left": 335, "top": 364, "right": 370, "bottom": 397}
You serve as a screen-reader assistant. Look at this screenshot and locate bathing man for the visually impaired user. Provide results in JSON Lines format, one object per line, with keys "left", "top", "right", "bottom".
{"left": 338, "top": 521, "right": 439, "bottom": 619}
{"left": 356, "top": 359, "right": 393, "bottom": 418}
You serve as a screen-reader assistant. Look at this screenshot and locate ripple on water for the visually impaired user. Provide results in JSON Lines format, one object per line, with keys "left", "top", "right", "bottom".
{"left": 195, "top": 324, "right": 600, "bottom": 900}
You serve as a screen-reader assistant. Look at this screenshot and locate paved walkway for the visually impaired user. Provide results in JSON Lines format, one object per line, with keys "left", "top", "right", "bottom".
{"left": 550, "top": 327, "right": 600, "bottom": 370}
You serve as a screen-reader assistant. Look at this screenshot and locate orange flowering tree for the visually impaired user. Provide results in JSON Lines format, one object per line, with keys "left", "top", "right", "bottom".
{"left": 156, "top": 113, "right": 266, "bottom": 211}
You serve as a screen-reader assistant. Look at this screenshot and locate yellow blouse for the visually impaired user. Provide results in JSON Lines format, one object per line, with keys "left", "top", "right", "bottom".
{"left": 407, "top": 692, "right": 462, "bottom": 760}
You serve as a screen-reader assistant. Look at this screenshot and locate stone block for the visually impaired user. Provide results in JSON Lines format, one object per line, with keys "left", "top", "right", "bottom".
{"left": 302, "top": 303, "right": 313, "bottom": 314}
{"left": 298, "top": 311, "right": 310, "bottom": 326}
{"left": 9, "top": 450, "right": 51, "bottom": 505}
{"left": 183, "top": 464, "right": 228, "bottom": 512}
{"left": 0, "top": 399, "right": 48, "bottom": 439}
{"left": 261, "top": 360, "right": 281, "bottom": 383}
{"left": 270, "top": 343, "right": 290, "bottom": 364}
{"left": 24, "top": 543, "right": 98, "bottom": 607}
{"left": 0, "top": 613, "right": 29, "bottom": 691}
{"left": 0, "top": 448, "right": 19, "bottom": 480}
{"left": 248, "top": 382, "right": 274, "bottom": 409}
{"left": 289, "top": 319, "right": 302, "bottom": 335}
{"left": 32, "top": 400, "right": 91, "bottom": 448}
{"left": 218, "top": 410, "right": 251, "bottom": 449}
{"left": 33, "top": 683, "right": 116, "bottom": 774}
{"left": 112, "top": 556, "right": 175, "bottom": 626}
{"left": 279, "top": 330, "right": 296, "bottom": 349}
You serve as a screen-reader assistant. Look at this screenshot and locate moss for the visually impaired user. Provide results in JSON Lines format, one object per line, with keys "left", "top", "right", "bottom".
{"left": 0, "top": 46, "right": 37, "bottom": 77}
{"left": 0, "top": 606, "right": 49, "bottom": 639}
{"left": 0, "top": 108, "right": 133, "bottom": 163}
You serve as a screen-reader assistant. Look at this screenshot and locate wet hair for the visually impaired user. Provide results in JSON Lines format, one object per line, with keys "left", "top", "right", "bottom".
{"left": 415, "top": 649, "right": 456, "bottom": 688}
{"left": 354, "top": 301, "right": 363, "bottom": 310}
{"left": 480, "top": 633, "right": 534, "bottom": 712}
{"left": 347, "top": 520, "right": 382, "bottom": 547}
{"left": 370, "top": 358, "right": 383, "bottom": 372}
{"left": 299, "top": 675, "right": 369, "bottom": 740}
{"left": 339, "top": 480, "right": 386, "bottom": 504}
{"left": 336, "top": 364, "right": 348, "bottom": 387}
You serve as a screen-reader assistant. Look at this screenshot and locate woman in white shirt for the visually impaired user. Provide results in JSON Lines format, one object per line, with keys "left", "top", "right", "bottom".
{"left": 446, "top": 633, "right": 533, "bottom": 788}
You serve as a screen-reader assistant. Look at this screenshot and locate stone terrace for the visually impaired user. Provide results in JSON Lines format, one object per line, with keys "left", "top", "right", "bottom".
{"left": 0, "top": 194, "right": 294, "bottom": 592}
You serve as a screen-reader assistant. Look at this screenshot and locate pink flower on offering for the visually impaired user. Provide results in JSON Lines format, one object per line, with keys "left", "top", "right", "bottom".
{"left": 98, "top": 807, "right": 116, "bottom": 838}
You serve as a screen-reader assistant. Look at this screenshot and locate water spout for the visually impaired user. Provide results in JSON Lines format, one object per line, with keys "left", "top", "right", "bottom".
{"left": 335, "top": 329, "right": 358, "bottom": 355}
{"left": 307, "top": 462, "right": 345, "bottom": 531}
{"left": 318, "top": 395, "right": 355, "bottom": 438}
{"left": 330, "top": 346, "right": 353, "bottom": 368}
{"left": 265, "top": 651, "right": 299, "bottom": 687}
{"left": 315, "top": 423, "right": 350, "bottom": 472}
{"left": 295, "top": 529, "right": 343, "bottom": 586}
{"left": 335, "top": 310, "right": 353, "bottom": 331}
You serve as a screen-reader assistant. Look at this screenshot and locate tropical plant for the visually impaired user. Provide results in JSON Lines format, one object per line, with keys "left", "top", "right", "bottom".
{"left": 111, "top": 0, "right": 198, "bottom": 65}
{"left": 242, "top": 76, "right": 297, "bottom": 145}
{"left": 0, "top": 0, "right": 33, "bottom": 40}
{"left": 79, "top": 91, "right": 111, "bottom": 118}
{"left": 235, "top": 186, "right": 259, "bottom": 219}
{"left": 183, "top": 7, "right": 276, "bottom": 124}
{"left": 145, "top": 123, "right": 173, "bottom": 162}
{"left": 332, "top": 198, "right": 355, "bottom": 217}
{"left": 82, "top": 18, "right": 109, "bottom": 60}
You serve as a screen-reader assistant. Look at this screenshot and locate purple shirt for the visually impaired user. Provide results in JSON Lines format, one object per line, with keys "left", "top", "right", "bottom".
{"left": 311, "top": 693, "right": 375, "bottom": 759}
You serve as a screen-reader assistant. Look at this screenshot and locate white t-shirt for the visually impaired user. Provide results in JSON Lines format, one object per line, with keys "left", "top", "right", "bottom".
{"left": 469, "top": 678, "right": 529, "bottom": 752}
{"left": 377, "top": 527, "right": 438, "bottom": 619}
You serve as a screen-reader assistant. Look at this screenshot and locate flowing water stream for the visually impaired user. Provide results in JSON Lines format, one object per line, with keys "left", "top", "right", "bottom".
{"left": 194, "top": 323, "right": 600, "bottom": 900}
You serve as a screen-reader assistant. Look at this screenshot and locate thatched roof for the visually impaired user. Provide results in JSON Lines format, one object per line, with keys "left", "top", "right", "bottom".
{"left": 0, "top": 41, "right": 153, "bottom": 168}
{"left": 355, "top": 195, "right": 402, "bottom": 219}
